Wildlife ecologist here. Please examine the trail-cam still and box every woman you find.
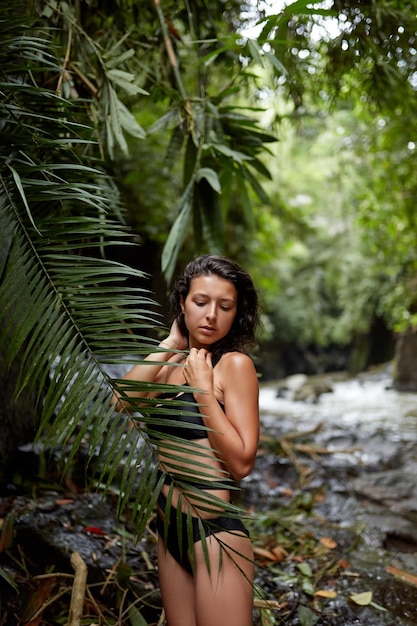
[112,255,260,626]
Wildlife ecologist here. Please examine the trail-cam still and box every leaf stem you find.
[153,0,189,102]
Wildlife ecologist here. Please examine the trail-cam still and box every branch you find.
[68,551,88,626]
[153,0,188,101]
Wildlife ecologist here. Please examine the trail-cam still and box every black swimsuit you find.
[151,387,250,574]
[150,387,220,440]
[156,490,249,575]
[150,387,230,490]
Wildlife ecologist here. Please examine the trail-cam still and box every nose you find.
[206,303,217,321]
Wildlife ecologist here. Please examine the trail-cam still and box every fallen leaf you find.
[84,526,106,535]
[271,545,288,561]
[21,577,57,621]
[253,547,277,561]
[350,591,372,606]
[319,537,337,549]
[315,589,337,598]
[386,565,417,588]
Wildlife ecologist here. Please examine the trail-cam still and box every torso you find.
[156,354,232,517]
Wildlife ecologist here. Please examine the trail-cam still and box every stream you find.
[250,364,417,625]
[1,364,416,625]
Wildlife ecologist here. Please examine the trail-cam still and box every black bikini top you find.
[149,387,224,441]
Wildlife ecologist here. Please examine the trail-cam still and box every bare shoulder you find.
[216,351,258,387]
[219,350,255,369]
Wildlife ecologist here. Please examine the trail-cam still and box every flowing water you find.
[251,365,417,625]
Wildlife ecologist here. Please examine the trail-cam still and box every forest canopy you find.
[2,0,417,371]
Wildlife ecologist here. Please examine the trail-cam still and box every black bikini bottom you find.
[156,491,249,575]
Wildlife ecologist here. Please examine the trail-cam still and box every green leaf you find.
[0,567,17,590]
[104,47,135,67]
[196,167,221,193]
[247,38,264,66]
[147,109,180,134]
[207,142,253,163]
[263,49,287,75]
[297,605,319,626]
[7,165,41,235]
[107,68,149,96]
[242,164,270,204]
[297,562,313,577]
[128,604,149,626]
[161,181,194,282]
[117,99,147,139]
[301,576,315,596]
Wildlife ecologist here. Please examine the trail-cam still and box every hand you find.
[183,348,213,392]
[163,319,188,352]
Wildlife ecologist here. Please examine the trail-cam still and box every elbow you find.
[229,457,256,482]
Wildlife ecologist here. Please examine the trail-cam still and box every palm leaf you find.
[0,3,250,557]
[0,8,163,512]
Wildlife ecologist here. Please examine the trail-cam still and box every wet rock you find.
[352,468,417,514]
[13,492,157,581]
[293,380,334,403]
[276,373,333,403]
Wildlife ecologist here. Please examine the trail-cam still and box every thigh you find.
[157,536,197,626]
[193,531,254,626]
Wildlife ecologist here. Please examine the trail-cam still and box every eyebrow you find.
[192,292,236,304]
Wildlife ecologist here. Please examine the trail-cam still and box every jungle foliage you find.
[1,0,417,621]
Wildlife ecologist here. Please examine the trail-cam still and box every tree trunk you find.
[393,330,417,392]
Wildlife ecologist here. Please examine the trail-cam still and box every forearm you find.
[124,340,178,382]
[111,340,183,410]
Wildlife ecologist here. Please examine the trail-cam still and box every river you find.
[249,365,417,625]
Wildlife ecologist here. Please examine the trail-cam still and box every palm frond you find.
[1,3,250,551]
[1,7,161,516]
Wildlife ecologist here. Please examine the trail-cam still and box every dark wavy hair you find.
[169,255,260,365]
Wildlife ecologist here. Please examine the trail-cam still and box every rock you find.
[285,374,308,391]
[276,374,333,403]
[293,381,333,403]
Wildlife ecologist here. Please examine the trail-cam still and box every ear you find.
[180,295,185,313]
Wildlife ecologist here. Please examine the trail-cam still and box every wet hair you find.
[170,255,260,365]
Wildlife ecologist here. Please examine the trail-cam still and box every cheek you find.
[183,305,197,325]
[222,312,236,331]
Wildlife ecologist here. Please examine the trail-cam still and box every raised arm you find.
[184,349,259,480]
[111,320,188,411]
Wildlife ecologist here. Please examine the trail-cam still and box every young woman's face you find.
[181,274,238,349]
